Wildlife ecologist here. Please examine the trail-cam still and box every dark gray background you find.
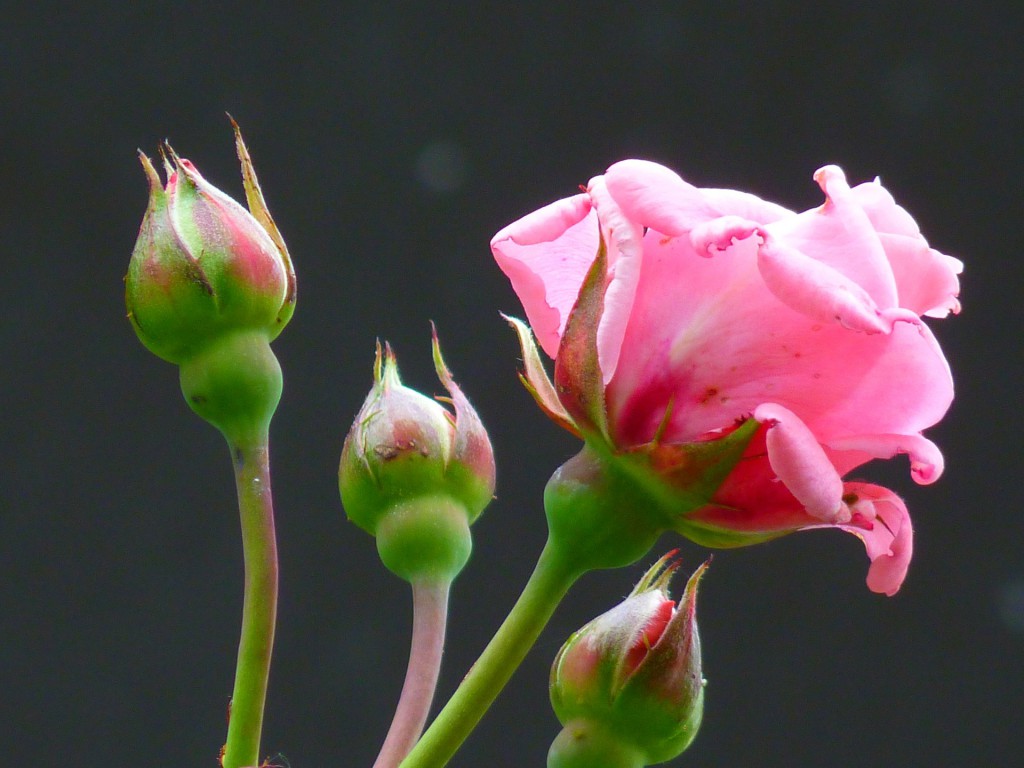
[2,3,1021,766]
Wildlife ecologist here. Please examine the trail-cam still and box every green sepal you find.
[543,418,759,576]
[231,118,297,332]
[504,314,580,437]
[554,234,610,441]
[610,416,761,523]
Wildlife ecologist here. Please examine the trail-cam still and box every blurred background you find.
[2,2,1021,766]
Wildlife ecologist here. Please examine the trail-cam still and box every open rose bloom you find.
[493,161,961,595]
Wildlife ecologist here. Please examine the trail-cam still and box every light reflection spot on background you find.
[997,576,1024,634]
[415,139,468,194]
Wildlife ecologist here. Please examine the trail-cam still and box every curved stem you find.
[223,437,278,768]
[399,541,580,768]
[374,580,452,768]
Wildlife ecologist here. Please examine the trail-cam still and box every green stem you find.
[223,437,278,768]
[398,541,580,768]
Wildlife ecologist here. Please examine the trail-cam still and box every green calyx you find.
[178,330,282,446]
[544,418,759,575]
[543,450,664,575]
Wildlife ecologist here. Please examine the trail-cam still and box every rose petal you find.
[827,432,945,485]
[879,232,963,317]
[849,178,921,237]
[701,187,794,223]
[829,483,914,596]
[756,230,918,334]
[588,176,644,383]
[607,233,952,448]
[754,403,846,523]
[491,194,597,357]
[604,159,719,236]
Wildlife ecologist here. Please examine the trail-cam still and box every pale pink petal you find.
[879,232,963,317]
[829,483,914,596]
[849,178,921,237]
[754,403,846,522]
[827,432,945,485]
[491,193,593,247]
[700,187,794,222]
[604,159,719,236]
[491,194,597,357]
[766,166,899,310]
[588,176,645,383]
[688,215,761,257]
[755,230,919,334]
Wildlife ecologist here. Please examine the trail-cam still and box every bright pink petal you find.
[765,166,900,311]
[491,194,597,357]
[606,231,953,448]
[700,187,794,222]
[754,403,845,522]
[806,321,953,439]
[688,215,761,257]
[828,483,914,596]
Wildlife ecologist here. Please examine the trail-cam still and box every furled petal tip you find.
[832,484,914,596]
[828,433,945,486]
[754,404,846,523]
[756,232,921,334]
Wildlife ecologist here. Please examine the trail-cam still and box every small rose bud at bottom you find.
[549,555,707,766]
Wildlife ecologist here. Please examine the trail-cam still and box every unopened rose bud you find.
[125,127,297,445]
[339,333,495,583]
[548,554,707,767]
[125,131,295,366]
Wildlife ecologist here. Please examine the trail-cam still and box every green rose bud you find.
[339,333,495,583]
[125,127,295,366]
[548,554,708,767]
[125,125,297,445]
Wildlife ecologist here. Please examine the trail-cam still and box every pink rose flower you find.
[492,161,961,595]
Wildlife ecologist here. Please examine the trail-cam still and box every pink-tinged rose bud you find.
[494,161,960,594]
[126,126,296,366]
[339,332,495,582]
[548,554,707,767]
